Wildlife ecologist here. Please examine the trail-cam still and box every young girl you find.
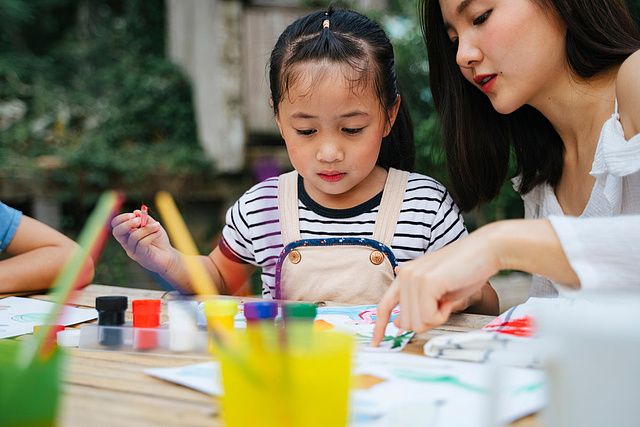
[112,8,498,311]
[0,201,86,292]
[373,0,640,341]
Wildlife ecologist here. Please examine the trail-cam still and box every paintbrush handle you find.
[33,191,123,361]
[154,191,218,296]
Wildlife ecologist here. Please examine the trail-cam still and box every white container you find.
[537,292,640,427]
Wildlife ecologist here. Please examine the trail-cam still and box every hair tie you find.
[322,18,330,29]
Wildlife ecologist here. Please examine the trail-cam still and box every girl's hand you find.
[111,211,178,275]
[371,228,500,346]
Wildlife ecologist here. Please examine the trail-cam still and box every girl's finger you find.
[111,212,134,229]
[112,215,136,243]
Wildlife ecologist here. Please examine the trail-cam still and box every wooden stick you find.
[29,191,124,362]
[154,191,217,296]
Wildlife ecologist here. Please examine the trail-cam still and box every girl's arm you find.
[0,215,86,293]
[207,247,255,295]
[112,212,254,295]
[162,248,255,295]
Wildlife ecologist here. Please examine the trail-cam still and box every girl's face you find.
[275,61,398,208]
[440,0,566,113]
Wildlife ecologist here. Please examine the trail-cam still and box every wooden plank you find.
[59,383,218,427]
[65,351,212,402]
[31,284,168,308]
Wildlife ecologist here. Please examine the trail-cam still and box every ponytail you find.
[378,90,415,171]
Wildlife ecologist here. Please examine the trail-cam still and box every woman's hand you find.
[111,211,179,276]
[371,225,501,345]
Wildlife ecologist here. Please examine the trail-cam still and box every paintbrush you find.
[24,191,124,364]
[154,191,261,382]
[154,191,217,296]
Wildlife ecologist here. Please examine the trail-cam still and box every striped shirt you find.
[219,172,467,298]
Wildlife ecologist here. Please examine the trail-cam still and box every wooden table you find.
[24,284,538,427]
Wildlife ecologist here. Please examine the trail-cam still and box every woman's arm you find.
[616,49,640,137]
[487,219,580,286]
[547,215,640,290]
[372,218,579,343]
[0,215,86,293]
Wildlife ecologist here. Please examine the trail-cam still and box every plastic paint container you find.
[167,299,199,352]
[96,296,128,347]
[132,299,161,350]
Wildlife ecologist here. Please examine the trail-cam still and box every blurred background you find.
[1,0,639,303]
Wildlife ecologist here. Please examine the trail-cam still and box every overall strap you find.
[278,171,301,245]
[373,168,410,246]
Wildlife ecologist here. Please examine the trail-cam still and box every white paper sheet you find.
[144,352,545,427]
[0,296,98,339]
[315,305,413,351]
[145,362,222,395]
[352,352,546,427]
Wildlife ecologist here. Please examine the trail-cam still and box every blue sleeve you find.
[0,201,23,252]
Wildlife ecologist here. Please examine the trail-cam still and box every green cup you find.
[0,339,65,427]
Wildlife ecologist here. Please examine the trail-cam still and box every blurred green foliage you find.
[0,0,215,288]
[0,0,214,208]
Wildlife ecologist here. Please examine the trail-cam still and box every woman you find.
[372,0,640,342]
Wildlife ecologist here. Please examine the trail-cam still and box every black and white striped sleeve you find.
[426,190,467,252]
[219,194,257,265]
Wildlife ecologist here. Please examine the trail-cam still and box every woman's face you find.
[439,0,567,113]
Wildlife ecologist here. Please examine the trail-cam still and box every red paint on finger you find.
[134,204,149,228]
[140,204,148,227]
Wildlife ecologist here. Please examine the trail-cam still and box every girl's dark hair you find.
[269,7,415,171]
[421,0,640,211]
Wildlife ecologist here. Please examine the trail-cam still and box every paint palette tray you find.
[78,324,211,354]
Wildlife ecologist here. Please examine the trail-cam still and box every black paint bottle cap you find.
[96,296,128,326]
[96,296,128,312]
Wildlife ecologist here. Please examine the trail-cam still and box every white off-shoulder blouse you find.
[519,100,640,296]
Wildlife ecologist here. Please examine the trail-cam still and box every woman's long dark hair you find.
[421,0,640,211]
[269,7,415,171]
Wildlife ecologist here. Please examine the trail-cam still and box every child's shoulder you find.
[231,176,282,221]
[241,176,281,198]
[403,171,449,196]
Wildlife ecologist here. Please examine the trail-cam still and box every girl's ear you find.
[383,95,402,137]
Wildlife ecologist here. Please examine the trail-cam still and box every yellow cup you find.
[218,329,354,427]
